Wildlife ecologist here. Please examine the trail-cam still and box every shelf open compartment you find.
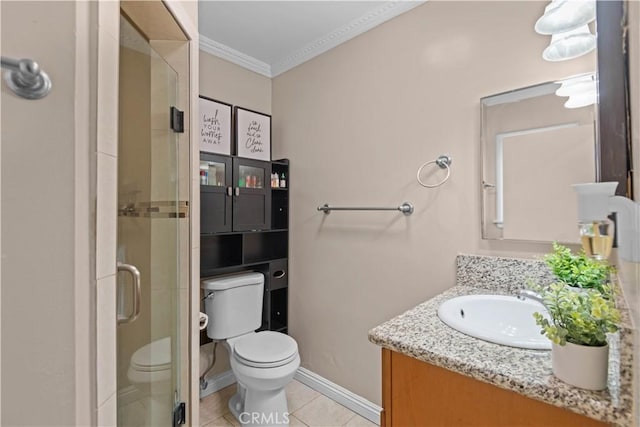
[201,234,243,270]
[243,231,288,264]
[270,288,288,331]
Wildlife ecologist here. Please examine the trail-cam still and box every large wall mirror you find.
[481,1,632,242]
[481,78,597,242]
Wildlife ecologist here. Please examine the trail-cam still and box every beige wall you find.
[1,1,89,425]
[200,51,272,114]
[272,1,601,405]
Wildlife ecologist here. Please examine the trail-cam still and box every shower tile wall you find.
[96,1,121,424]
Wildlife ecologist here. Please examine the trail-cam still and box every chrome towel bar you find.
[1,56,52,99]
[317,202,414,215]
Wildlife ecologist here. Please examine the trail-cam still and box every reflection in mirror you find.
[481,78,597,243]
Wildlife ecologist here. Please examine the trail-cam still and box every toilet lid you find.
[233,331,298,367]
[131,337,172,372]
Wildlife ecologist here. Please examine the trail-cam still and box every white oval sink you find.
[437,295,551,350]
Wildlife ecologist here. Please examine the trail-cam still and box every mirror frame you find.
[597,0,632,198]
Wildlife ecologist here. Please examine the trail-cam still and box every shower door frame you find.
[93,1,200,425]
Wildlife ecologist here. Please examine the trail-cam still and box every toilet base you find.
[228,382,290,427]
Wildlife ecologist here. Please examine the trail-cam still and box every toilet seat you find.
[130,336,172,372]
[232,331,298,368]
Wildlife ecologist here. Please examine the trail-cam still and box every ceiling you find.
[198,1,424,78]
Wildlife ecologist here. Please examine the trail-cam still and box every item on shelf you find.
[209,166,217,186]
[272,173,279,188]
[239,177,246,187]
[200,170,208,185]
[280,172,286,188]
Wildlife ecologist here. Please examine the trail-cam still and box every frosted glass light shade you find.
[543,25,596,61]
[555,73,597,108]
[564,88,597,108]
[555,73,596,97]
[535,0,596,35]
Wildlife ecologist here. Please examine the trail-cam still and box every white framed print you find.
[234,106,271,161]
[199,96,232,155]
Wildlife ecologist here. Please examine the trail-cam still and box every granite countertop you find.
[368,255,634,426]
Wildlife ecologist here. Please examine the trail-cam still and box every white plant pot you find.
[551,341,609,390]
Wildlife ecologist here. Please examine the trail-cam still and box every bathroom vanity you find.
[381,349,605,426]
[369,255,634,427]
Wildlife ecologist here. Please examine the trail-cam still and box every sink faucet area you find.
[437,294,552,350]
[369,254,633,425]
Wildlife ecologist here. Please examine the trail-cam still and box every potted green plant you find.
[533,283,620,390]
[543,242,614,292]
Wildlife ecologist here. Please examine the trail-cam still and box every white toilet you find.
[128,336,172,385]
[127,336,173,426]
[201,272,300,427]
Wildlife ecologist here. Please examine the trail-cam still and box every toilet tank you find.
[201,272,264,340]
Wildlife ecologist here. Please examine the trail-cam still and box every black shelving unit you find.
[200,154,289,338]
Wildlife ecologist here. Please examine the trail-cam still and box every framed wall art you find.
[234,106,271,161]
[199,96,232,155]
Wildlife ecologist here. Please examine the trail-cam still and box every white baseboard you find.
[294,368,381,425]
[200,370,236,399]
[199,367,382,425]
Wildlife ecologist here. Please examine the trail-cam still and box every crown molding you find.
[199,1,425,78]
[200,35,272,78]
[270,1,426,77]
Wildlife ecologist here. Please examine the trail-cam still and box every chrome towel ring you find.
[416,155,452,188]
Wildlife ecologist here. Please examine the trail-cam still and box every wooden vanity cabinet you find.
[381,349,607,427]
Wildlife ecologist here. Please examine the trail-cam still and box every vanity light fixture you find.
[555,73,597,108]
[555,73,596,96]
[564,88,597,109]
[535,0,596,35]
[542,24,596,61]
[535,0,597,62]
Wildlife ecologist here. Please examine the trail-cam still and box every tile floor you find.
[200,380,377,427]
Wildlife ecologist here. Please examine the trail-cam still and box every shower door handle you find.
[117,262,141,325]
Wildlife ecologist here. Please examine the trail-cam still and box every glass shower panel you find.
[117,16,180,427]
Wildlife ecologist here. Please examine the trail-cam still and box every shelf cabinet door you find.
[233,157,271,231]
[201,154,233,233]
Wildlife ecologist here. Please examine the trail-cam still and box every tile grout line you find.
[290,393,323,420]
[292,393,362,427]
[199,390,233,427]
[290,414,310,426]
[201,381,366,427]
[340,412,358,427]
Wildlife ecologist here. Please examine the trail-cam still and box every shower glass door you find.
[117,16,181,427]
